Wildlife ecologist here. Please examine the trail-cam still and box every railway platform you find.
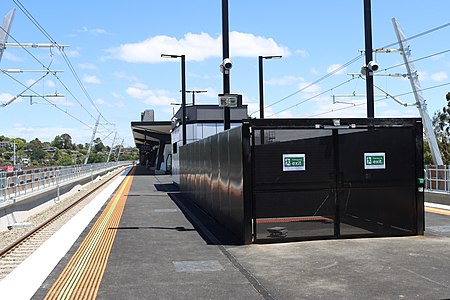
[1,165,450,299]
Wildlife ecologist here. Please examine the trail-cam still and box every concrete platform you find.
[3,166,450,299]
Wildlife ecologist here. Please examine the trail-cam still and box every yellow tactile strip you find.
[425,206,450,216]
[44,168,134,300]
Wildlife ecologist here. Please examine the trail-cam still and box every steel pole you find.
[181,55,187,145]
[364,0,375,118]
[222,0,231,130]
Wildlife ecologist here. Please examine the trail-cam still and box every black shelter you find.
[179,118,425,244]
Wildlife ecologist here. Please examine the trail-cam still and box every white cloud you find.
[112,71,138,82]
[83,74,101,84]
[77,26,108,35]
[45,79,56,88]
[431,71,448,82]
[298,82,321,94]
[310,68,320,75]
[126,83,174,106]
[78,63,97,70]
[417,71,429,81]
[95,98,124,108]
[265,76,304,86]
[294,49,309,58]
[5,124,92,145]
[2,51,23,62]
[65,49,80,58]
[105,31,290,63]
[327,63,346,75]
[0,92,18,105]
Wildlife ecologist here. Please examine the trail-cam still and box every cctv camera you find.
[367,60,379,72]
[222,58,233,70]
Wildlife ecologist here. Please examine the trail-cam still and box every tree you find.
[61,133,73,149]
[57,154,74,166]
[431,91,450,164]
[51,135,64,149]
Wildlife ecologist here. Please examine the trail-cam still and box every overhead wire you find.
[9,0,116,147]
[378,21,450,50]
[256,21,450,118]
[1,28,100,121]
[252,54,364,116]
[309,81,450,118]
[268,76,359,117]
[2,70,94,127]
[379,49,450,72]
[12,0,109,125]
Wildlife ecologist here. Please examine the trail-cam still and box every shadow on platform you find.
[154,182,242,246]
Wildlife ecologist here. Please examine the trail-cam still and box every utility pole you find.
[363,0,375,118]
[392,18,443,165]
[84,115,100,164]
[107,132,117,162]
[222,0,231,130]
[115,139,124,162]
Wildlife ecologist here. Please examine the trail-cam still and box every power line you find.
[379,49,450,72]
[379,21,450,50]
[256,54,364,114]
[268,77,359,117]
[1,69,94,128]
[13,0,108,124]
[309,81,450,118]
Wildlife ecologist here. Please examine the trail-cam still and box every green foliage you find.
[430,91,450,164]
[57,154,74,166]
[0,133,138,168]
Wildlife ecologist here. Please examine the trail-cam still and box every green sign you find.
[364,152,385,169]
[283,154,306,171]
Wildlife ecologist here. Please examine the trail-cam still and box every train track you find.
[0,167,125,280]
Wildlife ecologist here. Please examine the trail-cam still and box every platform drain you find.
[154,208,178,212]
[173,260,224,272]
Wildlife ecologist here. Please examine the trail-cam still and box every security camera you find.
[367,60,379,72]
[222,58,233,70]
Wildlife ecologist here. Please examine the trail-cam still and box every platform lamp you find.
[161,54,186,145]
[183,90,207,106]
[259,55,282,144]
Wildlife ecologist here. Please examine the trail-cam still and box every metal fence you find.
[424,165,450,193]
[0,162,130,203]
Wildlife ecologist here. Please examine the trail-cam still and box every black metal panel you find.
[181,117,423,244]
[179,126,251,244]
[253,129,334,189]
[250,118,423,242]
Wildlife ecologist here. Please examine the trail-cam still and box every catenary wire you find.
[268,77,359,117]
[308,81,450,118]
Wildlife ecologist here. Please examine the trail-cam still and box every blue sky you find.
[1,0,449,147]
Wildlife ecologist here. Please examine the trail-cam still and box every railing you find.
[0,162,130,203]
[424,165,450,193]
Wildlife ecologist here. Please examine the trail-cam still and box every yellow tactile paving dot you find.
[44,168,135,300]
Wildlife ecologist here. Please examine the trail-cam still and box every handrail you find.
[424,165,450,193]
[0,161,130,203]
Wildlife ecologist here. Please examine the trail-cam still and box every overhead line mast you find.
[392,18,443,165]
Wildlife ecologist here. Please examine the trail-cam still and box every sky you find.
[0,0,449,147]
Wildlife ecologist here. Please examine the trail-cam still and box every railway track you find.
[0,167,126,280]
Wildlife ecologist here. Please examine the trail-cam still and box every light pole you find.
[363,0,375,118]
[259,55,282,120]
[161,54,186,145]
[184,90,207,106]
[259,55,281,144]
[222,0,231,130]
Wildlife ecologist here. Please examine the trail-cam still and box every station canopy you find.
[130,121,172,150]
